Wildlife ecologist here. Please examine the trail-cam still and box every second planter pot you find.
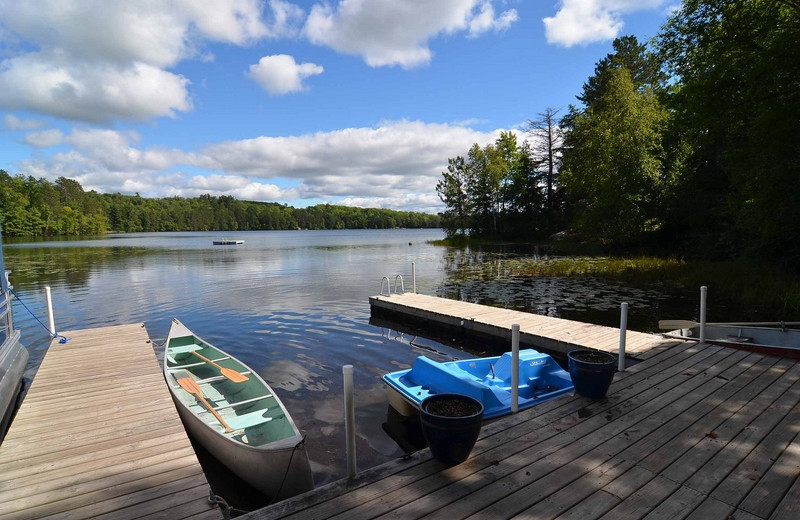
[419,393,484,464]
[567,350,616,399]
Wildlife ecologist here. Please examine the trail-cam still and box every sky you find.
[0,0,677,214]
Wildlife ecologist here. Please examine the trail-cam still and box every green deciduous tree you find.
[656,0,800,262]
[436,156,471,237]
[560,65,669,246]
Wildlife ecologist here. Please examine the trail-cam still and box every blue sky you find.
[0,1,676,213]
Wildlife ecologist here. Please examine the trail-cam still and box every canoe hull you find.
[667,324,800,359]
[170,396,313,499]
[164,318,313,500]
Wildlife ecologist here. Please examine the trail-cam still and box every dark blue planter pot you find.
[568,350,616,399]
[419,393,484,464]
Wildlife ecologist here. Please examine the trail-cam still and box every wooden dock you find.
[239,295,800,519]
[0,323,221,520]
[370,293,670,360]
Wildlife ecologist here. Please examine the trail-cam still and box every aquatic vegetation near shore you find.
[438,250,800,328]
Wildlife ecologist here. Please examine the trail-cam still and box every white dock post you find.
[343,365,357,478]
[45,286,56,338]
[619,302,628,371]
[511,324,520,413]
[411,261,416,293]
[699,286,707,344]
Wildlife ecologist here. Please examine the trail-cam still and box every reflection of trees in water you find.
[5,247,155,289]
[5,246,251,290]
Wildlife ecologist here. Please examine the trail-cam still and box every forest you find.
[436,0,800,267]
[0,171,439,236]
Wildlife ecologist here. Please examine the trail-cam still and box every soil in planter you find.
[571,351,612,363]
[424,399,481,417]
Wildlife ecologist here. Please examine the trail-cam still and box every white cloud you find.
[0,55,192,123]
[3,114,44,130]
[247,55,324,95]
[15,121,511,213]
[0,0,292,123]
[468,2,518,38]
[543,0,667,47]
[24,128,64,148]
[304,0,519,68]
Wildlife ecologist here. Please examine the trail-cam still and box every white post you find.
[511,324,520,413]
[343,365,356,478]
[411,261,416,293]
[619,303,628,371]
[45,286,56,337]
[699,286,707,344]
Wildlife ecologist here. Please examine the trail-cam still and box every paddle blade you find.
[176,377,234,433]
[220,367,249,383]
[658,320,699,330]
[177,377,203,395]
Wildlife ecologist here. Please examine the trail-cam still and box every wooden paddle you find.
[177,377,235,433]
[658,320,800,330]
[191,351,249,383]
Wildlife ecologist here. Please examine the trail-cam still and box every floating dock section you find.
[370,292,668,360]
[0,323,221,519]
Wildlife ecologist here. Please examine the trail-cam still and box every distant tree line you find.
[437,0,800,267]
[0,171,440,236]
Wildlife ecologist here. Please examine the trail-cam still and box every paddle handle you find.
[192,351,248,382]
[192,351,223,369]
[193,391,234,433]
[177,377,235,432]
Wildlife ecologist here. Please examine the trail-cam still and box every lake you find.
[3,228,717,507]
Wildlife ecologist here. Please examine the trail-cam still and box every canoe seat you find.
[226,410,274,431]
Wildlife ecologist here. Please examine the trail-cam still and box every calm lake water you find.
[3,229,714,508]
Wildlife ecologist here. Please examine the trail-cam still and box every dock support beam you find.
[511,324,519,413]
[45,286,56,338]
[343,365,356,478]
[619,302,627,371]
[699,286,707,344]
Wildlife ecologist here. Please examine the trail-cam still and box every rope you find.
[9,288,70,343]
[268,433,308,505]
[207,491,250,518]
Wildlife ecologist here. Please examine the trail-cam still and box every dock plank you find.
[0,323,221,520]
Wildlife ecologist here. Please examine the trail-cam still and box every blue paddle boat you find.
[383,349,574,420]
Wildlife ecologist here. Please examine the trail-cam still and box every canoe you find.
[163,318,313,500]
[212,240,244,245]
[663,322,800,359]
[382,349,574,420]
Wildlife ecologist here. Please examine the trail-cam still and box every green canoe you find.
[163,318,313,501]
